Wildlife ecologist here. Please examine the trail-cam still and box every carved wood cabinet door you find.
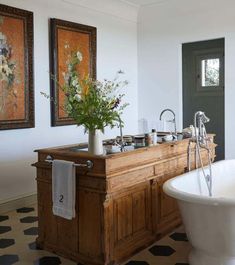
[152,173,181,236]
[112,182,153,260]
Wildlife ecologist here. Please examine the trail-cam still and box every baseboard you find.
[0,193,37,214]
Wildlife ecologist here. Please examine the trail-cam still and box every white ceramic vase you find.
[88,129,104,155]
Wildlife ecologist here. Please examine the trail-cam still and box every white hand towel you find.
[52,160,76,220]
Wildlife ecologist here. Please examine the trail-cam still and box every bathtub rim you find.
[163,160,235,206]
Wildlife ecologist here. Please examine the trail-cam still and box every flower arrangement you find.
[43,50,129,133]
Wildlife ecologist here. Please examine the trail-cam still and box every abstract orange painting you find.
[0,4,34,130]
[50,18,96,126]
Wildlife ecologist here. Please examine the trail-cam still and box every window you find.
[201,58,220,87]
[195,50,224,93]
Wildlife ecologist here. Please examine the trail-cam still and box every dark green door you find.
[182,38,225,160]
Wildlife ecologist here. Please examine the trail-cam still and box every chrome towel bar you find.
[45,155,93,169]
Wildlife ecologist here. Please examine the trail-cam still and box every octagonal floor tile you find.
[0,226,11,234]
[0,254,19,265]
[0,239,15,248]
[16,207,35,213]
[125,261,149,265]
[34,256,61,265]
[20,216,38,223]
[149,245,176,256]
[170,232,188,242]
[0,215,9,222]
[24,227,38,236]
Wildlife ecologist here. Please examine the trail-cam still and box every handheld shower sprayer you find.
[196,111,210,124]
[188,111,213,196]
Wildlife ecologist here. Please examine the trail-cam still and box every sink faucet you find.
[159,109,177,136]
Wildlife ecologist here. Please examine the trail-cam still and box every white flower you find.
[77,51,83,62]
[76,84,82,92]
[72,78,78,87]
[74,94,81,101]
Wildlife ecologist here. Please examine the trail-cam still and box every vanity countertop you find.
[34,134,216,176]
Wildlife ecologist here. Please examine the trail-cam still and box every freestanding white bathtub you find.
[163,160,235,265]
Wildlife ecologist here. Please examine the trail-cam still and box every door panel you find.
[183,38,224,160]
[113,184,152,245]
[151,173,181,237]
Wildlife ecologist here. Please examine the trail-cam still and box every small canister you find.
[145,133,153,146]
[134,135,145,148]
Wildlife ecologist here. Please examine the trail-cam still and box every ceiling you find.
[120,0,165,7]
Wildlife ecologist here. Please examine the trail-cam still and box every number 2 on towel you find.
[59,195,64,203]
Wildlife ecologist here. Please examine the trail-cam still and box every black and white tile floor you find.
[0,205,191,265]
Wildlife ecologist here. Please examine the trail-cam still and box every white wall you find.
[138,0,235,159]
[0,0,138,202]
[4,0,235,204]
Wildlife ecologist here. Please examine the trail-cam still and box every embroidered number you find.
[59,195,64,203]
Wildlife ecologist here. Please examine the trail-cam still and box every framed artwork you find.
[50,18,97,126]
[0,4,34,130]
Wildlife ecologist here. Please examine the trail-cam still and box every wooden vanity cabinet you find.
[34,137,216,265]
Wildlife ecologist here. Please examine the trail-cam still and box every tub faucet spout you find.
[194,111,210,147]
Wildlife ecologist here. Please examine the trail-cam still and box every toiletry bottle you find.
[145,133,152,146]
[151,129,157,145]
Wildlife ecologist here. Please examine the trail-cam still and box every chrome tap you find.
[187,111,213,197]
[159,109,177,136]
[194,111,210,147]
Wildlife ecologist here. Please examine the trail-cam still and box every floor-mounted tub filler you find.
[163,111,235,265]
[164,111,234,265]
[163,159,235,265]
